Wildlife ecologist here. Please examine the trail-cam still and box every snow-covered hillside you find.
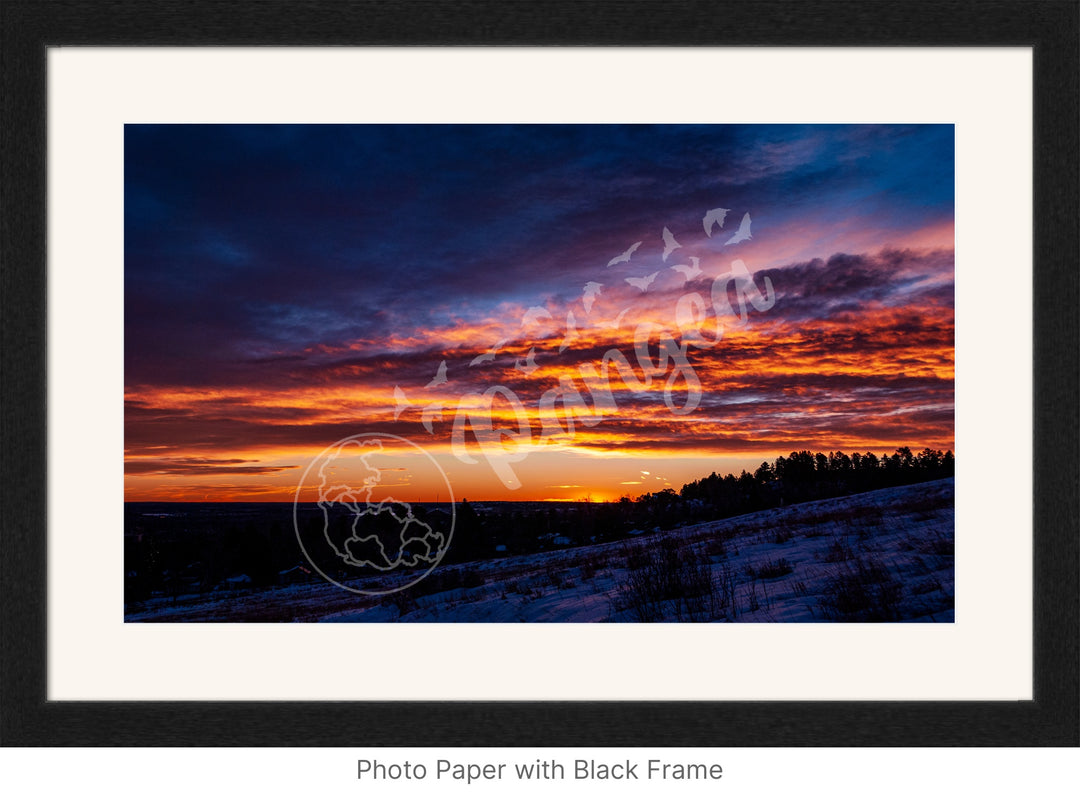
[126,478,954,623]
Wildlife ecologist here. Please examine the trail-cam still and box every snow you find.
[126,478,954,624]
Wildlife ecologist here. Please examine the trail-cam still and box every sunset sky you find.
[125,124,954,502]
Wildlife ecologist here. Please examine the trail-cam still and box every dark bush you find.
[751,557,794,579]
[819,557,904,622]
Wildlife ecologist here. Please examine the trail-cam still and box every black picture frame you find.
[1,0,1077,747]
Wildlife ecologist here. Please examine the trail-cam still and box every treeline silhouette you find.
[447,446,954,561]
[665,445,953,523]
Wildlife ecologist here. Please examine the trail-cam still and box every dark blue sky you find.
[125,124,952,387]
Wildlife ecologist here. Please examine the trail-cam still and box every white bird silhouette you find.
[521,306,553,328]
[424,360,448,388]
[703,207,731,237]
[421,403,444,434]
[393,386,412,420]
[582,282,603,314]
[607,241,642,267]
[600,308,630,330]
[559,311,578,353]
[724,212,752,245]
[669,256,702,282]
[515,347,540,375]
[469,339,508,366]
[625,271,659,292]
[661,227,682,262]
[603,306,633,329]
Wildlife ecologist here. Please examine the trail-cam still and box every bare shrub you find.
[745,577,760,612]
[823,538,855,563]
[850,505,885,527]
[704,536,727,560]
[622,543,652,571]
[794,509,835,528]
[819,557,904,622]
[616,538,730,622]
[772,525,795,544]
[579,560,598,582]
[917,534,954,557]
[578,550,609,582]
[749,557,794,579]
[912,576,943,595]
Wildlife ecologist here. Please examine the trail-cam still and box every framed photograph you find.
[121,120,960,627]
[2,1,1076,746]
